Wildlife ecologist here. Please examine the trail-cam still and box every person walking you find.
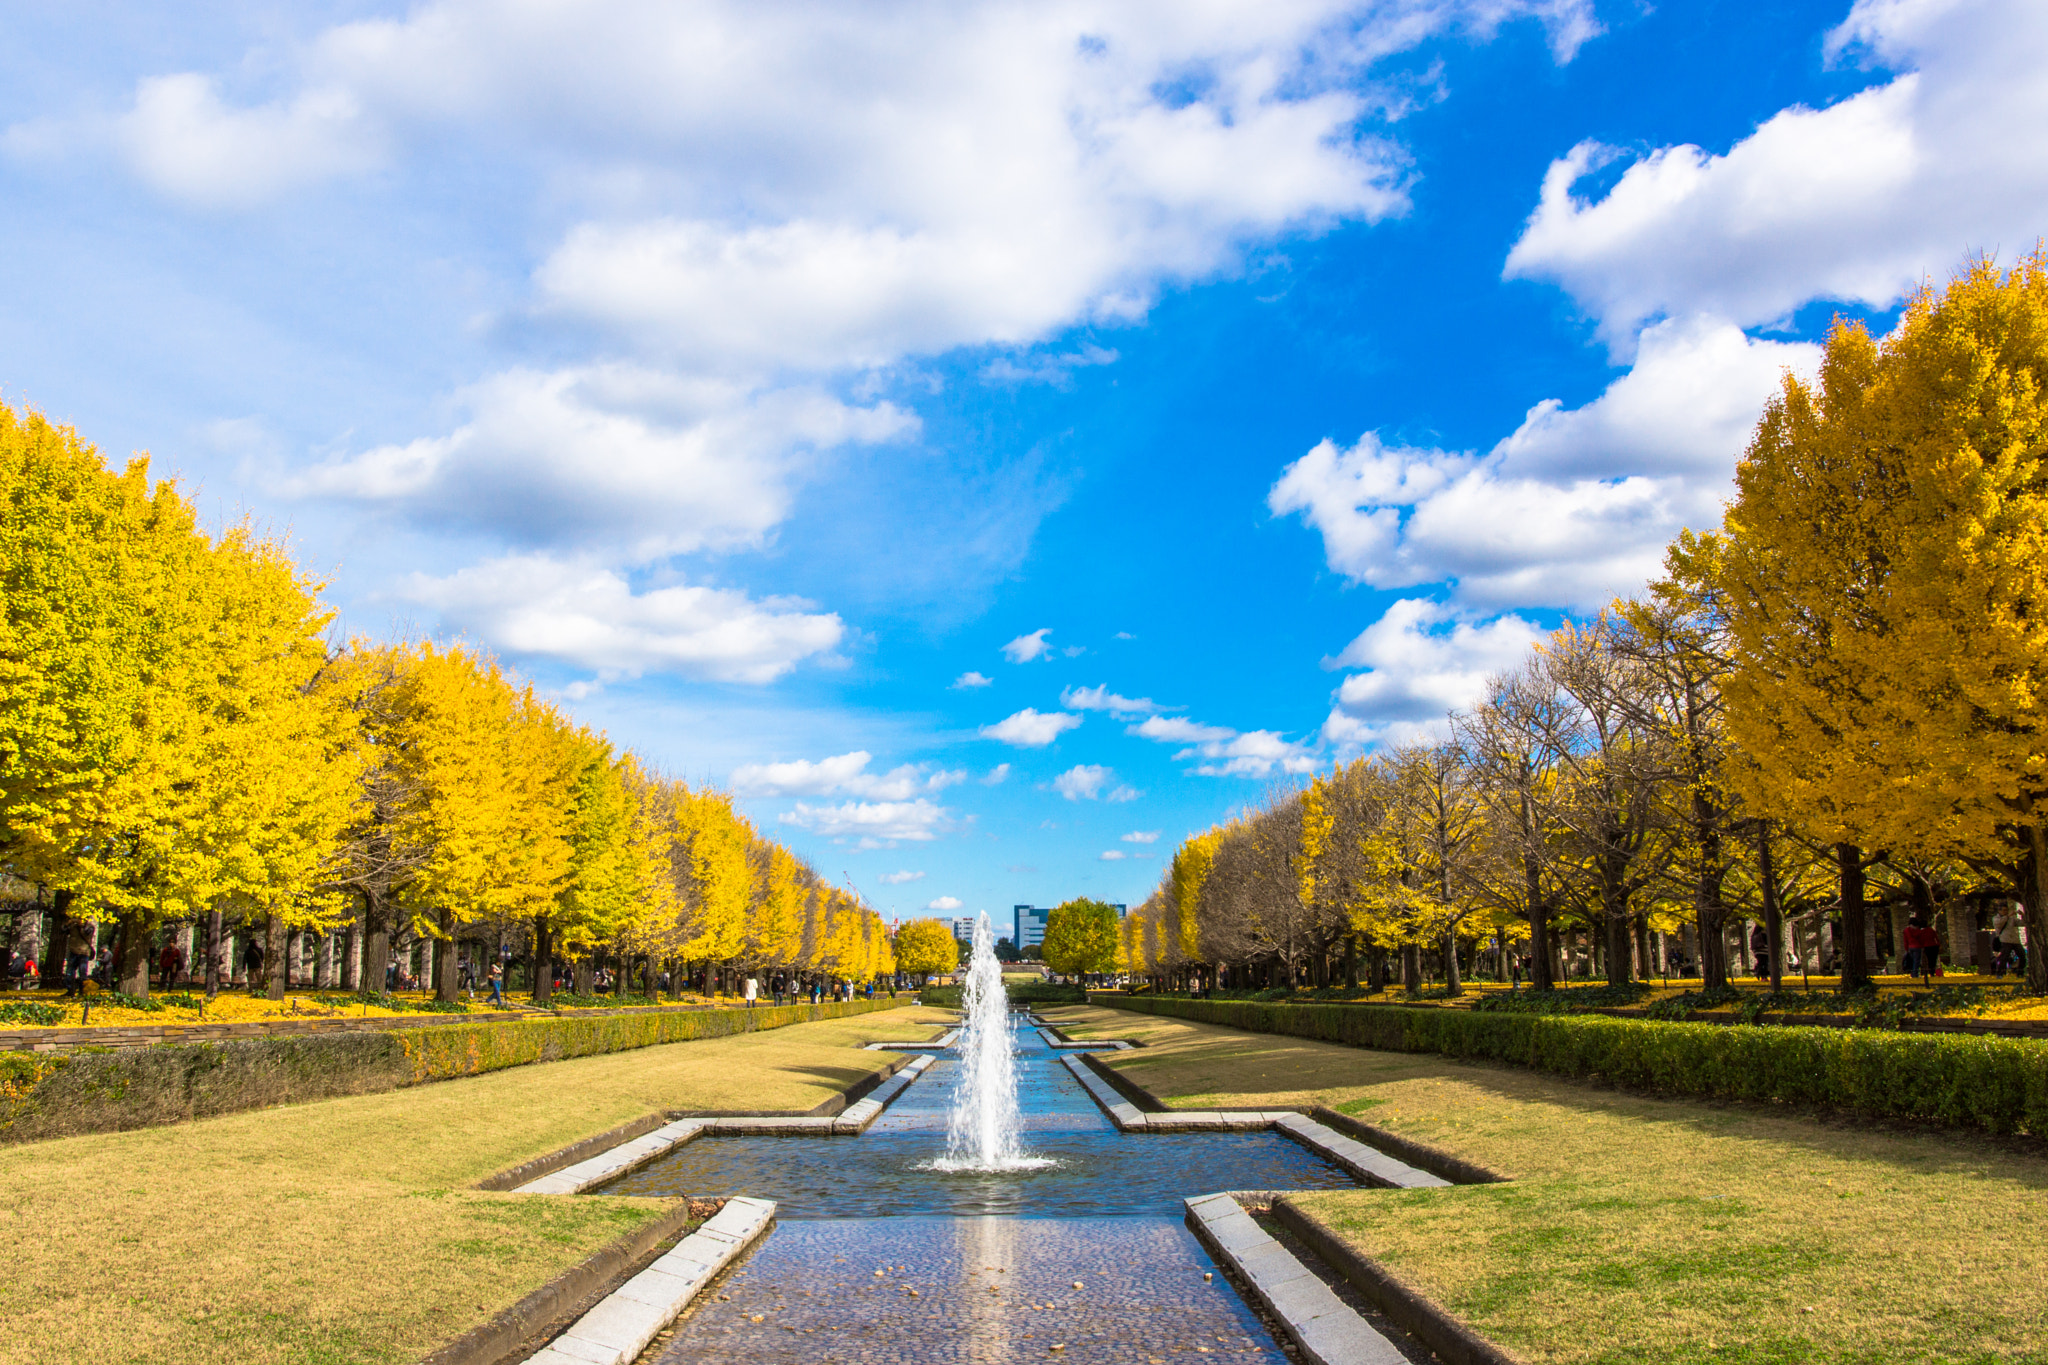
[1902,916,1940,981]
[1993,904,2027,977]
[743,975,758,1008]
[158,938,186,993]
[243,936,265,989]
[486,959,505,1008]
[61,924,93,999]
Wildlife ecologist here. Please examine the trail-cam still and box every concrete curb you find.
[519,1196,777,1365]
[512,1054,941,1195]
[1308,1106,1508,1185]
[477,1113,673,1192]
[1270,1197,1526,1365]
[415,1199,700,1365]
[1058,1053,1449,1191]
[1185,1192,1408,1365]
[862,1028,961,1050]
[1030,1017,1137,1049]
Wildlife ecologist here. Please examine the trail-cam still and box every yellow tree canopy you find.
[893,918,958,978]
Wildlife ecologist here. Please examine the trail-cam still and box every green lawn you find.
[1043,1003,2048,1365]
[0,1007,951,1365]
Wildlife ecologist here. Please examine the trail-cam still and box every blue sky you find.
[4,0,2041,927]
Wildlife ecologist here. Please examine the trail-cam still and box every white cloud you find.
[982,345,1120,387]
[113,74,379,210]
[1061,684,1165,716]
[953,671,994,689]
[1321,597,1546,749]
[1099,849,1129,861]
[35,0,1607,630]
[731,750,966,799]
[927,895,964,911]
[1489,317,1819,482]
[1504,0,2048,347]
[1121,830,1161,844]
[1176,730,1319,778]
[398,554,842,683]
[981,708,1083,747]
[1053,765,1115,801]
[284,365,912,561]
[877,870,927,885]
[1268,318,1819,612]
[1002,628,1054,663]
[981,764,1012,785]
[780,798,949,844]
[1106,784,1142,803]
[1129,715,1235,744]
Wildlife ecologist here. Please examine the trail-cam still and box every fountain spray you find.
[934,913,1049,1171]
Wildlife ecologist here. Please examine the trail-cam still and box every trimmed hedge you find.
[1094,994,2048,1136]
[0,997,899,1144]
[396,998,897,1082]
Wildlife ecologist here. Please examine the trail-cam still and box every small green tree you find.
[1042,899,1119,977]
[893,918,959,983]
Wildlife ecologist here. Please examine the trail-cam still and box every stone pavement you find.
[648,1215,1286,1364]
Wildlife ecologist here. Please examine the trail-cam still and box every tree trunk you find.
[2024,828,2048,993]
[1758,825,1783,992]
[575,958,593,995]
[532,916,554,1005]
[1604,885,1633,988]
[117,911,151,996]
[265,913,287,999]
[43,889,73,982]
[363,891,391,997]
[1838,842,1872,991]
[204,906,223,997]
[11,897,44,976]
[1342,938,1358,989]
[436,909,460,1003]
[1697,865,1728,990]
[1441,931,1462,996]
[1525,852,1554,990]
[1400,943,1421,992]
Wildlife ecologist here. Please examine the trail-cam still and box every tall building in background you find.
[948,918,978,946]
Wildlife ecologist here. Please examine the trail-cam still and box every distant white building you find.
[948,917,979,945]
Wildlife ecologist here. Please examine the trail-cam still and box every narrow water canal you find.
[606,1018,1361,1364]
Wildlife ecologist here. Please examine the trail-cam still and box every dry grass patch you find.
[1054,1004,2048,1365]
[0,1006,945,1365]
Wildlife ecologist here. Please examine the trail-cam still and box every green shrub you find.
[396,997,897,1081]
[1007,982,1084,1004]
[1471,982,1652,1015]
[918,985,962,1008]
[0,1000,63,1027]
[87,990,165,1013]
[1094,994,2048,1136]
[1,996,900,1143]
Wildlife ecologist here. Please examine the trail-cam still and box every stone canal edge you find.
[415,1014,1524,1365]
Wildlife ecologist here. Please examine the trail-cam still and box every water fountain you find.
[932,913,1052,1172]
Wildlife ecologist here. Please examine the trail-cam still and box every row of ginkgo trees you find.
[0,402,893,1002]
[1130,249,2048,996]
